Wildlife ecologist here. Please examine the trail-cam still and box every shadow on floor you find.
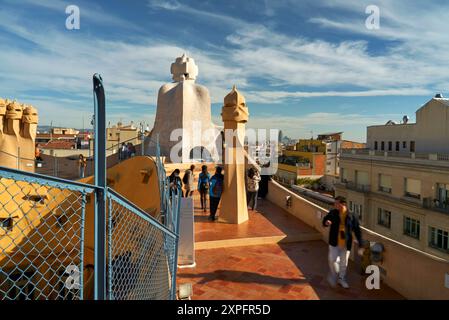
[180,269,308,286]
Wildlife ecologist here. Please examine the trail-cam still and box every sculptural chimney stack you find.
[219,85,249,224]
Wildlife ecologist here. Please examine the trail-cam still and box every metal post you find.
[93,74,107,300]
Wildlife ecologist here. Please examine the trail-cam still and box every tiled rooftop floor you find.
[194,198,319,243]
[177,194,404,300]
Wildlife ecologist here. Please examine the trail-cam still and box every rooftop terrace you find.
[177,192,404,300]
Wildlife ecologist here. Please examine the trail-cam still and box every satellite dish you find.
[403,115,409,124]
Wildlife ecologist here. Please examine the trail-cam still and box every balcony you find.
[423,198,449,215]
[337,181,371,193]
[341,149,449,168]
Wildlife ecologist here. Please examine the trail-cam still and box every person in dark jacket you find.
[322,196,363,289]
[258,162,272,199]
[168,169,182,196]
[209,167,224,221]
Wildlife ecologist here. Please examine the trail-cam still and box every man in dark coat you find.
[322,196,363,289]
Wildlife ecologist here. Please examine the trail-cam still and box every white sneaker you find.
[327,273,337,288]
[337,278,350,289]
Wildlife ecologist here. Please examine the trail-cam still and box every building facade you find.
[336,95,449,260]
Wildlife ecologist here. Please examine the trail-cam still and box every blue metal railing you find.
[0,166,97,300]
[106,188,180,300]
[0,74,181,300]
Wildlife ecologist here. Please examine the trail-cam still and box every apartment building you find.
[336,94,449,260]
[318,132,365,190]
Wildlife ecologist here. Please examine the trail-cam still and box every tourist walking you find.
[322,196,363,289]
[209,167,224,221]
[182,165,196,197]
[198,165,210,212]
[169,169,182,196]
[246,167,261,210]
[78,154,87,179]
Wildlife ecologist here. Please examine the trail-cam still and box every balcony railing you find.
[341,148,449,164]
[342,181,371,193]
[423,198,449,215]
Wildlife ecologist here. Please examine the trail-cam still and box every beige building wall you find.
[266,180,449,300]
[107,125,140,152]
[336,155,449,260]
[367,97,449,153]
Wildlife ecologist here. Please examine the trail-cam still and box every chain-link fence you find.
[0,162,181,300]
[107,189,179,300]
[0,167,95,300]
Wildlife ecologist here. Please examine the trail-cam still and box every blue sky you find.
[1,0,448,141]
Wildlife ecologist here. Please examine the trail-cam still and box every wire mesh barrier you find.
[0,168,95,300]
[107,189,179,300]
[0,163,181,300]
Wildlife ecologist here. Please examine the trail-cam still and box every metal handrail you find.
[0,165,98,192]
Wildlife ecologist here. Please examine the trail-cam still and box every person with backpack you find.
[209,166,224,221]
[182,165,195,197]
[169,169,182,196]
[197,165,210,212]
[247,167,261,210]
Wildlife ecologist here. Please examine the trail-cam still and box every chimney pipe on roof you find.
[435,93,443,98]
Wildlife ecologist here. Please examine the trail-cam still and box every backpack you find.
[182,170,190,185]
[211,175,223,195]
[199,173,209,191]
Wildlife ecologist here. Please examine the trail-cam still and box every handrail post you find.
[93,74,107,300]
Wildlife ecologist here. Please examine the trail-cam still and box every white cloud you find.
[1,0,448,136]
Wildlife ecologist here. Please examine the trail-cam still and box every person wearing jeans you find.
[197,165,210,211]
[322,196,363,289]
[246,167,261,210]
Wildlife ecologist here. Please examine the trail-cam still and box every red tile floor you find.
[177,195,404,300]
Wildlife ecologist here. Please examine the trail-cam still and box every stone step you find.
[195,232,322,250]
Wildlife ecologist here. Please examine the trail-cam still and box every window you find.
[405,178,421,199]
[403,216,420,239]
[354,203,363,222]
[379,174,392,193]
[374,141,378,150]
[349,201,362,221]
[402,141,407,149]
[356,170,369,186]
[436,183,449,209]
[340,168,348,183]
[377,208,391,228]
[388,141,392,151]
[395,141,400,151]
[410,141,415,152]
[429,227,449,253]
[381,141,385,151]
